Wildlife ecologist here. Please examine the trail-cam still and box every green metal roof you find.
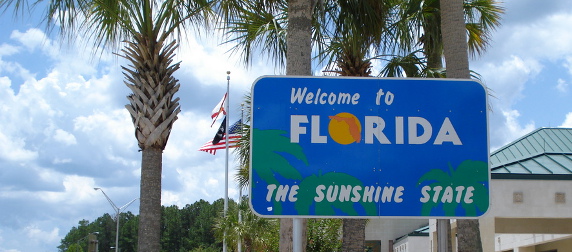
[395,226,430,242]
[490,128,572,174]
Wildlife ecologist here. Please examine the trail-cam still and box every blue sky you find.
[1,0,572,251]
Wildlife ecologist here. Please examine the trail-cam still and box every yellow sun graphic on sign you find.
[328,112,362,145]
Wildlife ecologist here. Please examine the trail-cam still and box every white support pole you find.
[223,71,230,252]
[293,218,303,252]
[437,219,449,252]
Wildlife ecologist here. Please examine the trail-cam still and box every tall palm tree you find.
[219,0,316,250]
[318,3,393,248]
[322,23,373,252]
[119,1,213,249]
[389,2,502,248]
[0,0,212,250]
[283,1,315,250]
[440,0,483,251]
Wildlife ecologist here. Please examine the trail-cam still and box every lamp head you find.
[94,187,100,191]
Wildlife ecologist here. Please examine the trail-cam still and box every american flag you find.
[199,118,242,155]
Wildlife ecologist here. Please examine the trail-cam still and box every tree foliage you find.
[60,198,343,252]
[59,213,138,252]
[59,199,224,252]
[306,218,342,252]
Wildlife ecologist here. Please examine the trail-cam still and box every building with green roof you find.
[483,127,572,251]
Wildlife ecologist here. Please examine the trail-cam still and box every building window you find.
[365,240,381,252]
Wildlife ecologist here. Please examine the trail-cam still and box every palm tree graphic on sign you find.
[417,160,488,216]
[252,129,307,214]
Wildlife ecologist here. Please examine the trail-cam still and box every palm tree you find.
[0,0,212,250]
[316,2,396,249]
[320,25,374,252]
[391,0,503,70]
[214,197,280,252]
[390,2,502,248]
[440,0,485,251]
[284,1,315,250]
[221,0,316,249]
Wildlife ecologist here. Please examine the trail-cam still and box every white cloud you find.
[207,178,219,186]
[0,60,35,82]
[0,25,143,251]
[565,56,572,75]
[490,109,536,150]
[10,28,50,52]
[72,109,139,168]
[0,132,38,162]
[477,56,541,108]
[43,175,97,204]
[469,6,572,148]
[492,13,572,61]
[0,43,20,57]
[560,112,572,127]
[555,78,569,93]
[175,34,278,91]
[25,226,60,245]
[73,110,133,145]
[162,190,181,206]
[53,129,77,145]
[503,110,535,137]
[472,55,544,148]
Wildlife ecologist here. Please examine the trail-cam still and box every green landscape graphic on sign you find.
[252,128,489,217]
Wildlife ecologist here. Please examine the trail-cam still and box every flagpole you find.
[238,102,244,252]
[223,71,230,252]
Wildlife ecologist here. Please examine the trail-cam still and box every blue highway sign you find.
[250,76,489,218]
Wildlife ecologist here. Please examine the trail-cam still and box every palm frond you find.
[464,0,504,57]
[222,1,287,68]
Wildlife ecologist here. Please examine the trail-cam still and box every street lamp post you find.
[94,188,138,252]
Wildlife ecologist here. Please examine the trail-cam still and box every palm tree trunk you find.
[280,218,294,251]
[457,219,482,252]
[286,0,314,76]
[282,0,315,251]
[342,219,367,252]
[441,0,469,79]
[426,44,444,70]
[440,0,483,251]
[423,21,444,70]
[138,147,163,251]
